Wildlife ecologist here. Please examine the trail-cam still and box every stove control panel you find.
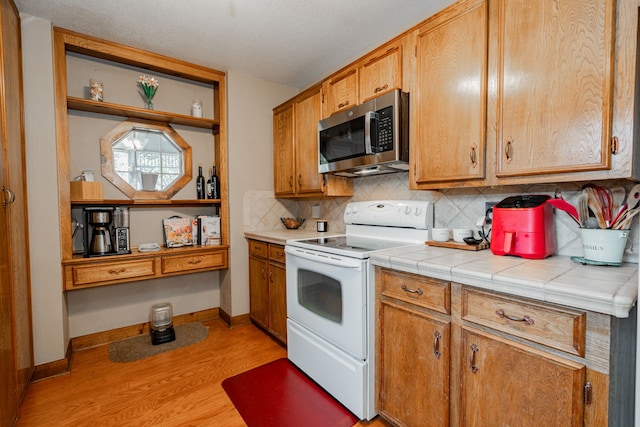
[344,200,433,230]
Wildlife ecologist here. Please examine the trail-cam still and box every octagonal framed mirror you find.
[100,119,192,200]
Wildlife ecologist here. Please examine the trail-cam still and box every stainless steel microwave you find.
[318,90,409,177]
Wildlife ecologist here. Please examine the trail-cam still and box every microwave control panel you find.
[376,105,393,153]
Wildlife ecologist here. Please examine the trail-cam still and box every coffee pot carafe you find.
[83,207,115,257]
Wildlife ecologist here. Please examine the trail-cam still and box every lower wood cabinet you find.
[248,239,287,344]
[375,267,635,427]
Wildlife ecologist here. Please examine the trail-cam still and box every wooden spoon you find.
[577,192,589,228]
[625,184,640,210]
[586,189,607,229]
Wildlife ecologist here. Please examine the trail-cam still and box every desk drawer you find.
[461,288,586,356]
[161,251,227,274]
[71,259,157,287]
[379,269,450,315]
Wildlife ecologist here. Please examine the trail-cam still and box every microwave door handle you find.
[364,111,378,154]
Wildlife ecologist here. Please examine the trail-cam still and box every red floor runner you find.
[222,358,358,427]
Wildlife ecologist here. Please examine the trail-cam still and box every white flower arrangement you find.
[138,75,159,108]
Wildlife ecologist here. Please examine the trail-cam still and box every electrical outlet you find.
[485,202,498,224]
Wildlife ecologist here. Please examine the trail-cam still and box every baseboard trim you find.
[31,340,73,382]
[218,308,251,328]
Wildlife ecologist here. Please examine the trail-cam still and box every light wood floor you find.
[17,319,390,426]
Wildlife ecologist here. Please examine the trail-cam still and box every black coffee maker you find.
[83,207,115,257]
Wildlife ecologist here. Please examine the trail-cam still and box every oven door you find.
[285,245,368,359]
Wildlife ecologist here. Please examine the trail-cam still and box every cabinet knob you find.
[2,187,15,208]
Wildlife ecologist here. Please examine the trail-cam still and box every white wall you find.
[226,71,297,316]
[21,14,68,366]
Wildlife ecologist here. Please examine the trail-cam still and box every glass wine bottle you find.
[196,164,205,199]
[210,165,220,200]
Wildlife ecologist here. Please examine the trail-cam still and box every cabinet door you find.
[249,256,269,329]
[378,300,450,427]
[273,104,295,196]
[322,69,359,117]
[1,0,32,421]
[269,261,287,343]
[495,0,615,177]
[461,327,585,427]
[294,89,324,194]
[413,0,487,186]
[359,45,402,103]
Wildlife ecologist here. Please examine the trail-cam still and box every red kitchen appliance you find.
[490,195,556,259]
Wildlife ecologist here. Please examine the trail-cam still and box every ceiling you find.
[15,0,455,89]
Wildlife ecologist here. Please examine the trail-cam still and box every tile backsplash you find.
[244,173,639,262]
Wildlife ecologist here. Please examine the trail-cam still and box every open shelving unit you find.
[53,27,229,290]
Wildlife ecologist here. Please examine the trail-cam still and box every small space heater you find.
[150,302,176,345]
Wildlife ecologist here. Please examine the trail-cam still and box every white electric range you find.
[285,200,433,420]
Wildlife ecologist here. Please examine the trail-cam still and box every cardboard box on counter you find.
[70,181,103,201]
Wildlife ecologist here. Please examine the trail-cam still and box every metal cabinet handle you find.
[611,136,619,155]
[261,267,266,280]
[504,137,513,163]
[401,284,423,296]
[297,174,302,186]
[338,101,350,109]
[108,268,126,275]
[495,309,534,325]
[288,176,294,188]
[470,343,479,373]
[187,259,202,265]
[433,331,442,359]
[374,84,389,94]
[2,187,15,208]
[269,270,274,282]
[469,144,478,168]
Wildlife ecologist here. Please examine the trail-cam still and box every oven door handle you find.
[285,247,363,269]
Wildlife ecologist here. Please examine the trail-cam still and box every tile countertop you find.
[244,229,341,246]
[371,244,638,319]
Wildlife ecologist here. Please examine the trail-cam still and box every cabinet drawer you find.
[248,240,268,258]
[71,259,157,287]
[379,269,450,315]
[161,251,227,274]
[461,288,586,357]
[269,244,286,263]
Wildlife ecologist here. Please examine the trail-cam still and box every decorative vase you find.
[146,98,154,110]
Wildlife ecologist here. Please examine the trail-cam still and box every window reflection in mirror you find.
[101,120,192,200]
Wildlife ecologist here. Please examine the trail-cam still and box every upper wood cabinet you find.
[411,0,636,189]
[322,68,359,117]
[413,0,488,186]
[273,104,295,196]
[273,86,352,198]
[494,0,615,178]
[322,40,403,117]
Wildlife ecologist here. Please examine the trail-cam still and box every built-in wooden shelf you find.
[70,198,220,207]
[67,96,220,132]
